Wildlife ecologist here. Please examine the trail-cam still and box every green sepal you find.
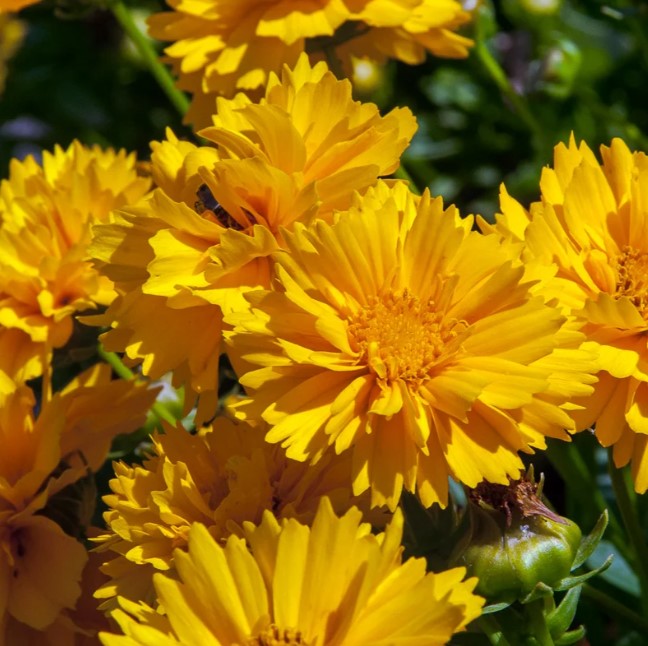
[547,585,581,637]
[481,601,513,615]
[554,625,586,645]
[572,510,608,569]
[555,554,613,590]
[520,581,554,604]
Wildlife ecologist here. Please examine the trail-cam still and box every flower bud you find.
[451,477,582,603]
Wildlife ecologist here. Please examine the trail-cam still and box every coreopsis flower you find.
[2,542,111,645]
[335,0,473,70]
[0,364,157,640]
[89,55,416,423]
[94,416,381,609]
[99,498,484,646]
[481,137,648,493]
[0,0,37,12]
[0,14,24,94]
[147,0,472,126]
[224,181,596,511]
[0,142,152,384]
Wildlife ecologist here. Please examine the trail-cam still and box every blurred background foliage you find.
[3,0,648,219]
[3,1,648,644]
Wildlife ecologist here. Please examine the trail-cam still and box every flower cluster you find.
[147,0,474,125]
[89,54,416,425]
[1,1,644,643]
[0,142,151,383]
[93,416,384,610]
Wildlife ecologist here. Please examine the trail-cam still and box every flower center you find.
[615,245,648,317]
[347,289,468,383]
[250,625,309,646]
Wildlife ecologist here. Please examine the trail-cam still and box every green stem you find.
[546,440,626,559]
[582,583,648,635]
[108,0,189,117]
[474,616,514,646]
[525,599,555,646]
[393,163,419,193]
[473,8,542,142]
[98,345,177,427]
[322,45,345,80]
[607,451,648,615]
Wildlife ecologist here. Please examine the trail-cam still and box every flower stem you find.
[607,452,648,615]
[322,45,345,80]
[97,344,177,427]
[393,163,419,193]
[108,0,189,118]
[473,7,542,143]
[525,599,555,646]
[474,615,514,646]
[41,346,52,403]
[582,583,648,635]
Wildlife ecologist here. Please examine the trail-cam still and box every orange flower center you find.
[347,289,468,382]
[250,625,308,645]
[615,245,648,317]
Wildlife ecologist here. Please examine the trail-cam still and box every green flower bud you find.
[451,477,582,604]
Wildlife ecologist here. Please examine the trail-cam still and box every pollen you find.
[347,289,469,383]
[250,625,309,646]
[615,245,648,318]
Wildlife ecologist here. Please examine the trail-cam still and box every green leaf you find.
[588,540,641,597]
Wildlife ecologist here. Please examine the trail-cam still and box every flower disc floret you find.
[348,289,469,384]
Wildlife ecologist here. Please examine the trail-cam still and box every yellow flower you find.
[485,137,648,493]
[337,0,473,66]
[3,540,110,645]
[224,181,596,511]
[0,513,88,635]
[89,55,416,424]
[0,14,24,94]
[0,364,158,639]
[0,142,151,384]
[0,0,38,13]
[99,498,483,646]
[147,0,472,126]
[94,416,382,609]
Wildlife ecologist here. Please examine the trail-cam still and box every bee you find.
[194,183,245,231]
[135,160,153,178]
